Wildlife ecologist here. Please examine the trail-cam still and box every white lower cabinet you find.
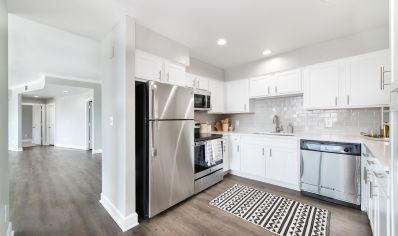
[229,135,241,172]
[226,134,299,190]
[265,143,299,187]
[241,137,266,177]
[222,135,230,172]
[363,153,390,236]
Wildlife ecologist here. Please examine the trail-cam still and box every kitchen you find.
[3,0,397,236]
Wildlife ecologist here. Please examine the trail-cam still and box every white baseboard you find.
[92,149,103,154]
[8,147,23,152]
[7,222,14,236]
[22,139,32,142]
[54,144,88,150]
[99,193,139,232]
[229,171,300,191]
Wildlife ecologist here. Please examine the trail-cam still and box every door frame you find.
[85,99,93,150]
[45,103,56,145]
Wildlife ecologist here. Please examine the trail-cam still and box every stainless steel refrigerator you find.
[136,81,194,219]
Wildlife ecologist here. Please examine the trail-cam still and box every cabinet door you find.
[135,50,163,81]
[209,79,224,113]
[229,135,241,171]
[241,138,266,177]
[249,76,272,98]
[378,187,389,236]
[274,69,302,95]
[345,50,390,107]
[303,61,340,109]
[266,145,299,186]
[164,62,186,86]
[197,76,209,91]
[186,73,196,88]
[222,136,229,172]
[225,79,250,113]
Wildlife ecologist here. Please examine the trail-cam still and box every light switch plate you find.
[325,118,333,128]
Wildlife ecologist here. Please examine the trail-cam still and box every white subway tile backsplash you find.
[229,96,383,136]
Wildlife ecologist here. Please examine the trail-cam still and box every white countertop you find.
[211,130,391,170]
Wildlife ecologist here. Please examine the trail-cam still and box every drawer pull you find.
[373,171,385,179]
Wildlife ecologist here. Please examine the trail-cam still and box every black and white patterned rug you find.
[210,184,330,236]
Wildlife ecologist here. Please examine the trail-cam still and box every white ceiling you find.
[7,0,389,68]
[23,84,92,99]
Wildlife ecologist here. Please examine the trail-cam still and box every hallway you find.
[9,146,121,236]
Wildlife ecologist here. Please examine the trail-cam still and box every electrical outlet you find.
[325,118,333,128]
[235,120,240,126]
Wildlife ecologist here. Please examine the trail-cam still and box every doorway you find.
[46,104,55,145]
[22,104,45,147]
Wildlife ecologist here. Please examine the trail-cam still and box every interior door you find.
[46,105,55,145]
[32,105,42,145]
[149,120,194,218]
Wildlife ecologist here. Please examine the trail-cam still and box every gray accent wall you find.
[22,105,33,140]
[229,96,382,136]
[0,0,9,234]
[225,26,389,80]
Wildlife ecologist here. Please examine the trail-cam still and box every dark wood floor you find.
[10,146,372,236]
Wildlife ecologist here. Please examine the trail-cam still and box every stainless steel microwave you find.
[194,90,211,111]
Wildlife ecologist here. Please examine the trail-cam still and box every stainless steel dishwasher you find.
[300,140,361,208]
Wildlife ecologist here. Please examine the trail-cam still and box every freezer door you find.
[319,153,361,205]
[149,120,194,218]
[148,81,194,120]
[300,150,321,194]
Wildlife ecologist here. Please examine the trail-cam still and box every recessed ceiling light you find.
[262,49,272,56]
[217,38,227,46]
[34,96,39,98]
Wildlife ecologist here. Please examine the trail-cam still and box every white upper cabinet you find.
[185,73,196,88]
[196,76,209,91]
[273,69,302,95]
[225,79,251,113]
[249,76,272,98]
[303,61,341,109]
[135,50,163,81]
[135,50,186,86]
[164,62,186,86]
[344,50,390,107]
[208,79,225,113]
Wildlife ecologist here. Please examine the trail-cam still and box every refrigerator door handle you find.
[151,122,157,157]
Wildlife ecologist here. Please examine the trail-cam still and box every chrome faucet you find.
[272,115,283,133]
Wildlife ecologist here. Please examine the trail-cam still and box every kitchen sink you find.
[252,131,294,136]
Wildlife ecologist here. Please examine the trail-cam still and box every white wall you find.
[8,14,101,87]
[54,90,93,149]
[0,0,11,235]
[225,26,389,80]
[22,105,32,140]
[8,92,21,151]
[187,57,224,80]
[100,16,137,231]
[136,24,190,66]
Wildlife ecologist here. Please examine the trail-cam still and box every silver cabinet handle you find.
[275,86,277,94]
[369,181,373,199]
[267,87,270,95]
[335,96,338,106]
[243,104,247,111]
[158,70,162,80]
[269,148,272,157]
[167,72,170,81]
[347,95,350,105]
[262,148,265,156]
[237,145,240,152]
[380,66,391,90]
